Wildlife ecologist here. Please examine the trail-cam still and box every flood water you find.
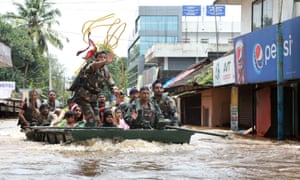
[0,118,299,179]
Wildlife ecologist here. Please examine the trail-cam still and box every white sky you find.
[0,0,240,77]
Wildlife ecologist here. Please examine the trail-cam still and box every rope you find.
[74,13,126,76]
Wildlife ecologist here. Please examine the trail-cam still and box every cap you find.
[129,88,139,95]
[98,93,106,97]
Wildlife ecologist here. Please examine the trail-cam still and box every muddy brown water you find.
[0,118,299,179]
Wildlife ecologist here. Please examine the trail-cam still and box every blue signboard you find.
[206,5,225,16]
[182,5,201,16]
[233,16,300,84]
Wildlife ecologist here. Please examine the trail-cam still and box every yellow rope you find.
[74,13,126,75]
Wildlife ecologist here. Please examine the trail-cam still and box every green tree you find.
[2,0,69,99]
[107,57,128,92]
[3,0,68,54]
[0,21,48,89]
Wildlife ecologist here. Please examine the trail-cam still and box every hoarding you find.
[213,54,235,86]
[182,5,201,16]
[206,5,225,16]
[234,16,300,84]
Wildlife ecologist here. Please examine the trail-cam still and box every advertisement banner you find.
[0,81,15,99]
[213,54,235,86]
[234,16,300,84]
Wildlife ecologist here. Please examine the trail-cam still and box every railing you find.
[0,98,22,118]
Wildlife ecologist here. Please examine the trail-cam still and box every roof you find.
[165,59,213,94]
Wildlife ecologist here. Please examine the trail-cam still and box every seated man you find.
[37,103,57,126]
[125,86,165,129]
[44,90,62,117]
[151,80,179,126]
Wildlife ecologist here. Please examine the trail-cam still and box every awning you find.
[165,59,213,94]
[166,59,213,89]
[0,42,13,67]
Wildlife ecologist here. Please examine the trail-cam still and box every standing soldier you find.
[69,51,116,127]
[151,80,179,126]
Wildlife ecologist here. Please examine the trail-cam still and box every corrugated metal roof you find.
[166,59,213,90]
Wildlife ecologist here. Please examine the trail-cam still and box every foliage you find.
[191,64,213,86]
[2,0,68,54]
[1,0,69,102]
[107,56,129,92]
[0,21,48,89]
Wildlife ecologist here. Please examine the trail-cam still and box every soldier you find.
[125,86,165,129]
[69,51,116,127]
[151,80,179,126]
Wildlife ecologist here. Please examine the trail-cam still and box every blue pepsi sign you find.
[234,16,300,84]
[206,5,225,16]
[182,5,201,16]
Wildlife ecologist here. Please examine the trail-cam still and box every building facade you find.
[127,5,240,88]
[213,0,300,139]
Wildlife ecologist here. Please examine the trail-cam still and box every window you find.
[294,0,300,17]
[252,0,273,31]
[139,16,178,32]
[201,38,209,43]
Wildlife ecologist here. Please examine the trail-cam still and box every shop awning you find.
[165,59,213,94]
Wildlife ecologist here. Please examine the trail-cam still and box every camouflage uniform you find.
[151,95,178,126]
[125,99,164,129]
[69,60,115,127]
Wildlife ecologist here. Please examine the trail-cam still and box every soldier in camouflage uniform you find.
[125,86,165,129]
[151,80,179,126]
[69,51,116,127]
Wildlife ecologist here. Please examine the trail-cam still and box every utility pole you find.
[49,55,53,90]
[277,0,284,140]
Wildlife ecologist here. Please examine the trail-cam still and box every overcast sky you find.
[0,0,240,77]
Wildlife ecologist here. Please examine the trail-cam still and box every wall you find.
[201,90,212,127]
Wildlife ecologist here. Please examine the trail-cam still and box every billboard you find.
[0,81,15,99]
[206,5,225,16]
[213,54,235,86]
[182,5,201,16]
[234,16,300,84]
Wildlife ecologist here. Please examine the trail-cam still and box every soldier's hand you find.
[107,52,115,63]
[131,111,138,120]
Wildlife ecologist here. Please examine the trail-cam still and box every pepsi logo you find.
[253,43,264,72]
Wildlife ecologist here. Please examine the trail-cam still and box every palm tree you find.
[4,0,68,54]
[3,0,69,90]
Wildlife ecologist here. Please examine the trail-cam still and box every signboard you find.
[0,81,15,99]
[230,106,238,130]
[230,87,238,130]
[182,5,201,16]
[206,5,225,16]
[213,54,235,86]
[234,16,300,84]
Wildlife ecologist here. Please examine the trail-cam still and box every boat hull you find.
[24,126,195,144]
